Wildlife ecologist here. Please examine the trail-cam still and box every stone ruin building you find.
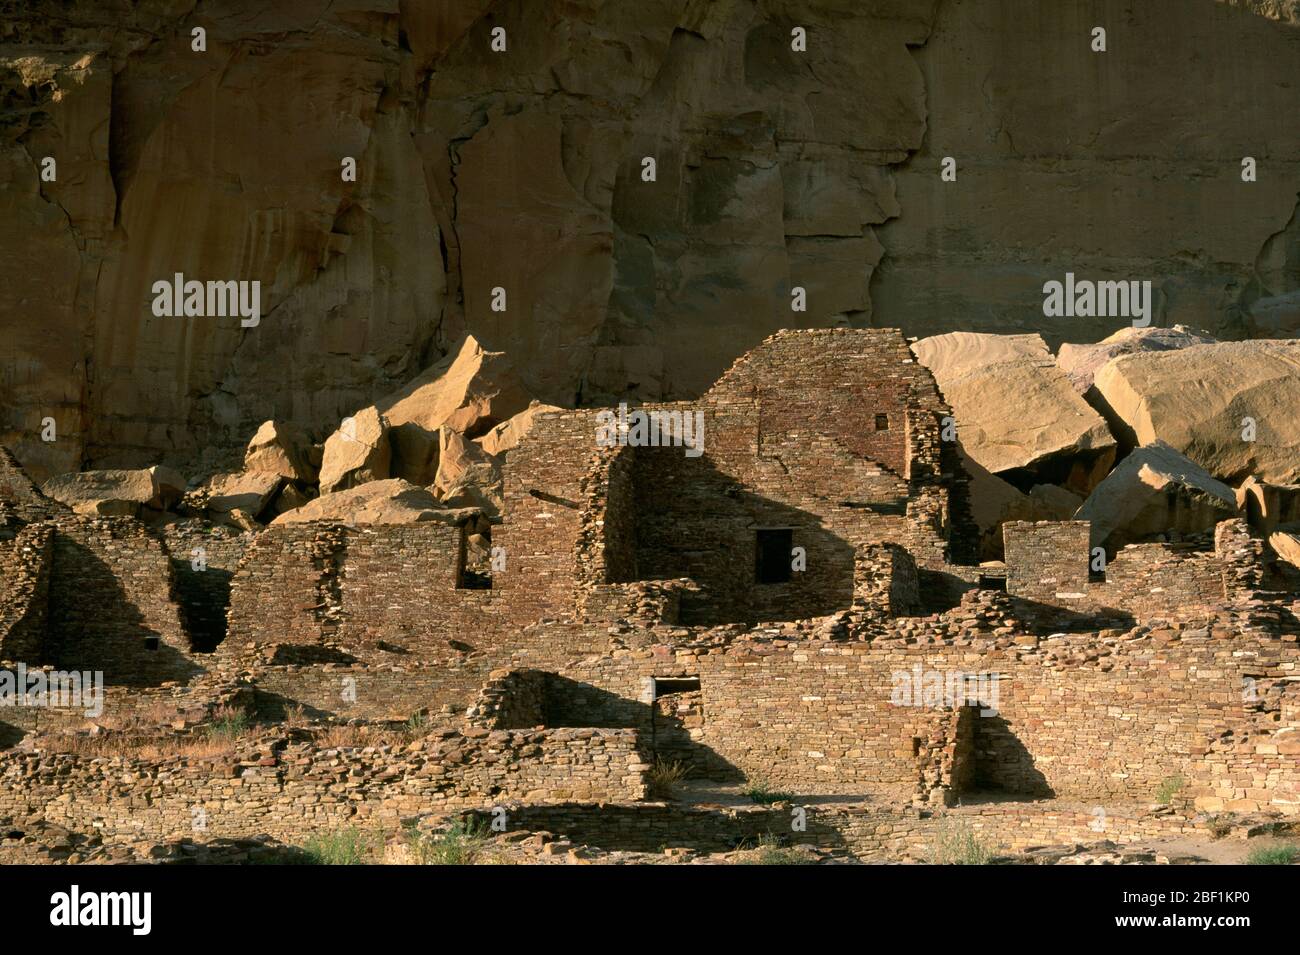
[1,328,1298,863]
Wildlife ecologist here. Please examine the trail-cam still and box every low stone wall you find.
[545,626,1300,810]
[466,799,1202,859]
[0,727,648,843]
[466,668,547,729]
[249,662,493,722]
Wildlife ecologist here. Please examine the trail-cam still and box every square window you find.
[875,413,889,431]
[755,529,793,585]
[143,636,160,651]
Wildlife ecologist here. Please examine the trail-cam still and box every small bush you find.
[924,821,996,865]
[408,818,490,865]
[739,834,816,866]
[647,759,688,798]
[301,828,372,865]
[1155,775,1185,805]
[743,778,795,805]
[206,705,249,743]
[1245,843,1299,866]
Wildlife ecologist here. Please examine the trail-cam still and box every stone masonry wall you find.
[545,628,1300,811]
[0,728,649,843]
[45,519,198,685]
[1003,521,1091,602]
[0,524,53,662]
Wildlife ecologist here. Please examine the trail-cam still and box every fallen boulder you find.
[1057,324,1216,394]
[913,332,1115,493]
[1075,441,1239,551]
[202,471,284,524]
[243,420,318,483]
[317,406,391,494]
[1269,530,1300,573]
[42,466,186,517]
[1093,340,1300,484]
[376,333,534,485]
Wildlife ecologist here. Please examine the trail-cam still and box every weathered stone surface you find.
[1058,325,1218,395]
[875,0,1300,345]
[270,478,453,526]
[243,420,317,483]
[1076,442,1240,550]
[1237,475,1300,534]
[41,467,185,516]
[434,430,501,514]
[913,332,1115,491]
[1093,340,1300,484]
[318,407,391,495]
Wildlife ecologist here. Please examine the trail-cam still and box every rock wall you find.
[5,1,1298,481]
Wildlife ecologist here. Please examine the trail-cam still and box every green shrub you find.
[206,709,249,743]
[647,759,689,798]
[1245,843,1299,866]
[1155,775,1185,805]
[742,778,795,805]
[924,821,996,865]
[301,827,372,865]
[408,818,490,865]
[739,834,816,866]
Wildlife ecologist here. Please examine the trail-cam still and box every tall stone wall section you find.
[45,518,197,685]
[0,524,53,663]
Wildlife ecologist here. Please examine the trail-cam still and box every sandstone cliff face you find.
[2,1,1298,481]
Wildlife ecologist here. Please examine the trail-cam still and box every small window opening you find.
[875,413,890,431]
[977,573,1006,592]
[143,636,160,651]
[755,528,794,584]
[653,676,701,699]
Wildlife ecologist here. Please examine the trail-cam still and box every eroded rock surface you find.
[5,2,1297,482]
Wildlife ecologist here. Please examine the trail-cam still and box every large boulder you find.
[42,466,185,517]
[202,471,284,524]
[376,334,534,485]
[1093,340,1300,484]
[1075,442,1239,551]
[913,332,1116,493]
[243,420,318,483]
[317,407,391,494]
[1057,325,1217,394]
[1269,531,1300,574]
[271,478,470,526]
[435,431,503,519]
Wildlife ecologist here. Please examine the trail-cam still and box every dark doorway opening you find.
[755,528,793,584]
